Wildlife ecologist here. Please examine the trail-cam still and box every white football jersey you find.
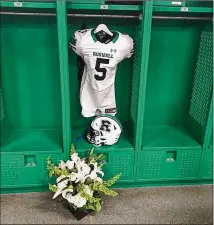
[70,28,134,117]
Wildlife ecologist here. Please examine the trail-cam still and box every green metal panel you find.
[0,89,5,123]
[153,6,213,13]
[1,15,61,128]
[138,149,201,180]
[153,0,213,8]
[1,129,62,152]
[56,1,72,160]
[187,25,213,145]
[185,0,213,8]
[67,3,141,11]
[210,129,213,147]
[143,20,212,149]
[0,88,7,143]
[130,29,142,142]
[0,12,63,153]
[200,147,213,179]
[153,1,185,7]
[78,150,134,182]
[68,0,104,4]
[198,99,213,179]
[134,1,153,182]
[1,153,62,188]
[0,1,56,8]
[189,26,213,128]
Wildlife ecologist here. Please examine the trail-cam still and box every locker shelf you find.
[0,1,56,8]
[153,6,213,13]
[1,128,62,152]
[67,3,141,11]
[72,126,134,151]
[143,126,201,150]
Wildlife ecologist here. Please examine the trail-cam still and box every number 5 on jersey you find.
[95,58,110,81]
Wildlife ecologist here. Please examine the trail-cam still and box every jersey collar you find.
[91,29,119,44]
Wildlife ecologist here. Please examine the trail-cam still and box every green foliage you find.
[77,183,100,203]
[104,173,121,187]
[90,182,118,197]
[89,147,94,156]
[94,201,102,212]
[49,184,57,193]
[85,200,102,212]
[47,157,69,177]
[86,148,105,165]
[77,183,103,212]
[85,202,96,211]
[67,185,73,191]
[70,144,76,157]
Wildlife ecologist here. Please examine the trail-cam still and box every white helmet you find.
[86,115,122,147]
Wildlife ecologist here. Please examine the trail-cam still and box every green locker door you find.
[201,129,213,179]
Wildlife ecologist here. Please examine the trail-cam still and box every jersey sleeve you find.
[69,29,85,57]
[125,35,134,59]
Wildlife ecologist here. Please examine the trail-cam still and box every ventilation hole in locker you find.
[189,28,213,127]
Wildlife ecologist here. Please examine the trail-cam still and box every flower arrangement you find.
[47,145,120,217]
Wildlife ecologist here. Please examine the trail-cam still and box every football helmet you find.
[86,115,122,147]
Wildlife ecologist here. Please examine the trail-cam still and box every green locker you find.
[0,3,71,191]
[142,22,212,151]
[138,12,213,180]
[0,12,63,152]
[68,4,146,182]
[0,1,213,192]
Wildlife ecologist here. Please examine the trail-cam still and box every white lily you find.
[89,170,98,180]
[69,172,77,182]
[58,160,66,170]
[62,188,73,199]
[71,153,80,163]
[75,160,91,176]
[66,160,74,170]
[71,193,87,208]
[53,188,64,199]
[91,162,104,177]
[56,175,69,189]
[65,193,75,204]
[53,176,72,199]
[75,171,87,183]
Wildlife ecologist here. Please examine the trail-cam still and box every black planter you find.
[67,203,92,221]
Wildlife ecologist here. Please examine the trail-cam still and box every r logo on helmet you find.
[100,120,111,132]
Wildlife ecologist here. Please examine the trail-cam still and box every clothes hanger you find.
[94,24,113,36]
[94,15,115,43]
